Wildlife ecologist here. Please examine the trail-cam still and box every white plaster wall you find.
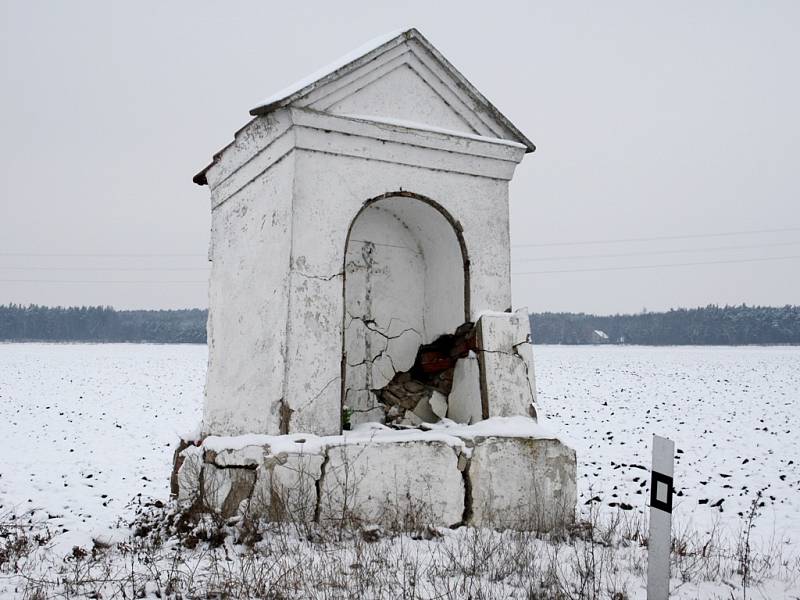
[286,139,515,435]
[477,312,537,418]
[344,206,425,420]
[202,111,523,438]
[383,198,466,338]
[343,197,466,422]
[203,154,295,436]
[469,437,577,531]
[319,440,465,527]
[280,259,343,435]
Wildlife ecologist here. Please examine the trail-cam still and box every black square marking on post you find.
[650,471,673,514]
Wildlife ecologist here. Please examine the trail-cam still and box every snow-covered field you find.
[0,343,205,551]
[0,342,798,555]
[539,345,800,549]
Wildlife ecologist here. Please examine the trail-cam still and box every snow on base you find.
[201,415,561,458]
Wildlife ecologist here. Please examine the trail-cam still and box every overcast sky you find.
[2,1,798,314]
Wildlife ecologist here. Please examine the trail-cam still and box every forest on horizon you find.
[1,303,798,345]
[531,304,800,345]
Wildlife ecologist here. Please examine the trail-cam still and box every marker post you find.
[647,434,674,600]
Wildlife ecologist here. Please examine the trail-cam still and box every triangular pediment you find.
[249,29,534,152]
[322,64,480,135]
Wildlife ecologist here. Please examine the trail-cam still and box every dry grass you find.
[1,494,798,600]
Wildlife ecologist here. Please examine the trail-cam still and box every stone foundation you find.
[173,417,576,532]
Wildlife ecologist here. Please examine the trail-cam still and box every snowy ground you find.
[0,342,798,556]
[538,345,800,550]
[0,343,205,552]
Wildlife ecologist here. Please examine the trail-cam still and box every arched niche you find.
[342,192,469,426]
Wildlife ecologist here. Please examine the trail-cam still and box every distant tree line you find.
[2,303,799,345]
[530,304,800,345]
[0,304,206,343]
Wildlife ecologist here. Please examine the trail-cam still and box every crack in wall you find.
[346,344,409,370]
[361,243,376,392]
[475,323,490,420]
[279,397,293,435]
[293,259,371,283]
[293,375,342,413]
[511,340,538,419]
[292,269,344,281]
[344,307,425,421]
[458,452,473,527]
[344,313,412,338]
[344,316,421,372]
[313,450,329,523]
[365,323,422,342]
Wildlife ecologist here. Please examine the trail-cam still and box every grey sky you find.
[1,1,798,314]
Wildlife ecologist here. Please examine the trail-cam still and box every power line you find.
[512,240,800,263]
[514,254,800,275]
[7,255,796,281]
[512,226,800,248]
[0,267,209,272]
[0,279,207,284]
[0,252,207,258]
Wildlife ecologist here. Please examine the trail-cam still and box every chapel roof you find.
[194,28,534,186]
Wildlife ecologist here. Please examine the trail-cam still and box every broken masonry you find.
[378,322,476,426]
[177,27,577,531]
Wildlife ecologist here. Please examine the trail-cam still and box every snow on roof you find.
[593,330,609,339]
[251,29,408,114]
[195,28,535,185]
[247,28,534,154]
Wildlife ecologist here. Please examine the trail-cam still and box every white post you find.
[647,434,674,600]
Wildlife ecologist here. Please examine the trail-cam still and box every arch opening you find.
[341,193,473,428]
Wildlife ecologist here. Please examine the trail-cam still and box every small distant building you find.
[592,329,610,344]
[175,28,576,531]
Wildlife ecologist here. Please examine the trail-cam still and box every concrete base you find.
[172,417,576,532]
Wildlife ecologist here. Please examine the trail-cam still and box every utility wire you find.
[0,279,207,284]
[512,226,800,248]
[0,252,207,258]
[514,254,800,275]
[512,240,800,263]
[6,255,798,282]
[0,267,209,272]
[3,227,799,256]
